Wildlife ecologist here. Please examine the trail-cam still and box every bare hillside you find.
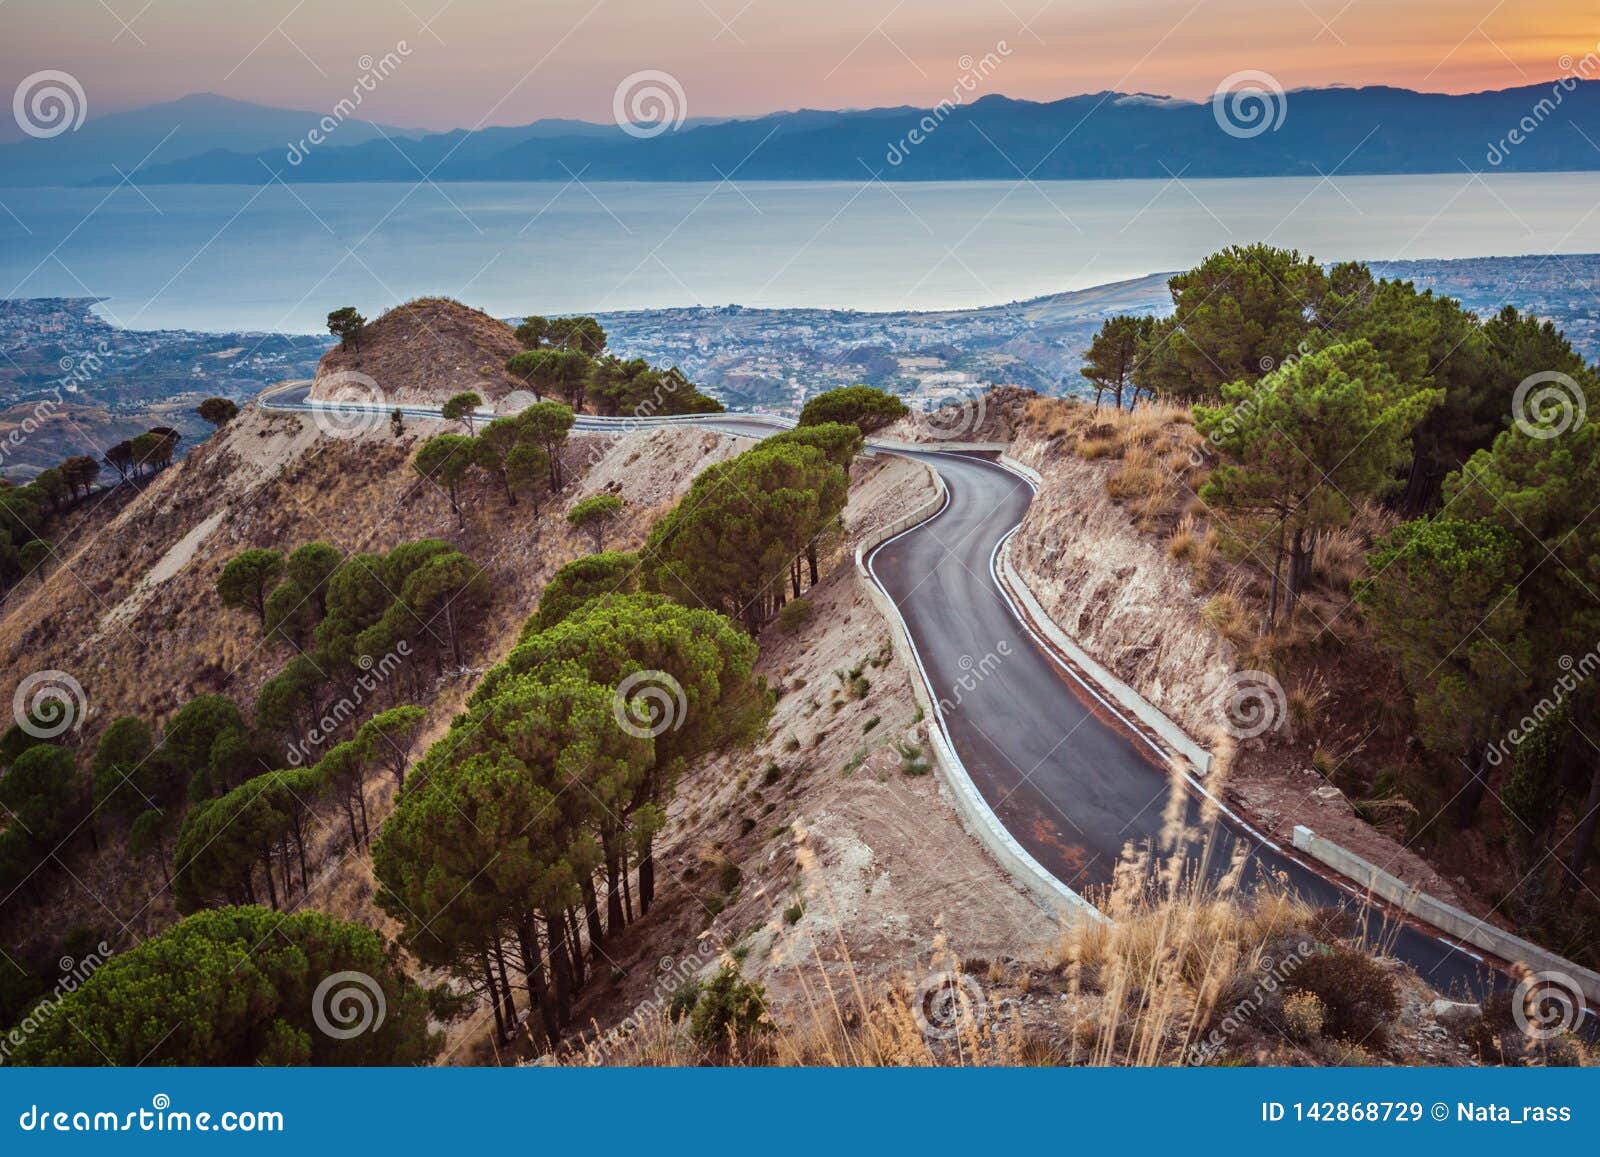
[310,297,523,406]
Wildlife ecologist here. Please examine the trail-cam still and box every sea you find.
[2,173,1598,333]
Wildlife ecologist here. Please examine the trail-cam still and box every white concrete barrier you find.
[1293,825,1600,1006]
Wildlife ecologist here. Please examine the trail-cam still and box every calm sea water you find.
[2,174,1598,333]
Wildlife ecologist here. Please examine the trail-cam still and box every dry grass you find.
[1311,527,1367,590]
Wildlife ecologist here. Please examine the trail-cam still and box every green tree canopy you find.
[529,551,639,634]
[196,397,240,427]
[566,493,625,551]
[8,906,437,1065]
[1195,340,1442,621]
[326,306,366,352]
[797,385,909,434]
[216,548,284,627]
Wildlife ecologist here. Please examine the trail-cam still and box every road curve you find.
[869,449,1499,1002]
[257,385,1511,1003]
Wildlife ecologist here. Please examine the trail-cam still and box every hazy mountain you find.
[0,93,426,187]
[81,81,1600,185]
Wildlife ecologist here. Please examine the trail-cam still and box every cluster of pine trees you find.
[1083,244,1600,955]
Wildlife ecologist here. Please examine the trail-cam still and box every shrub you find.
[1280,990,1326,1042]
[667,980,701,1023]
[777,598,812,634]
[1286,947,1399,1043]
[689,963,771,1047]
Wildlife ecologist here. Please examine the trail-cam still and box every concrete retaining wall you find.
[1293,825,1600,1005]
[853,459,1101,925]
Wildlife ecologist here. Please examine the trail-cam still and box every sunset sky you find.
[1,0,1595,140]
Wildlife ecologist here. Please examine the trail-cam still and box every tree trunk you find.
[1286,527,1315,609]
[605,853,625,934]
[516,916,556,1049]
[545,913,572,1027]
[579,874,606,952]
[639,845,656,913]
[481,951,507,1043]
[565,908,586,987]
[261,853,278,909]
[1456,738,1494,826]
[493,940,517,1039]
[1266,516,1286,629]
[806,542,819,587]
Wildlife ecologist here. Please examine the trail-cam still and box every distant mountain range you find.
[6,81,1600,186]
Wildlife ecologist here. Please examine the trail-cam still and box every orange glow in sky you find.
[2,0,1596,132]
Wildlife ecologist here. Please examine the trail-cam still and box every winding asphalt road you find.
[260,385,1527,1005]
